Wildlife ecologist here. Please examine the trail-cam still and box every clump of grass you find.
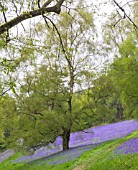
[73,130,138,170]
[86,153,138,170]
[0,152,24,170]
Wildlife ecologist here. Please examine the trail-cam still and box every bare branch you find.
[0,0,65,35]
[0,88,11,96]
[38,0,50,28]
[113,0,138,30]
[38,0,41,8]
[42,0,54,7]
[0,3,10,42]
[45,16,73,69]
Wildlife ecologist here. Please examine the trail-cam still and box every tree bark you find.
[63,128,71,150]
[62,70,73,151]
[62,68,74,150]
[116,103,124,119]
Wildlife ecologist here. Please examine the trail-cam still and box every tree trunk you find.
[62,129,71,150]
[116,103,124,120]
[62,60,74,151]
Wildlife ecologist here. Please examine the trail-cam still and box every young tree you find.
[42,4,96,150]
[11,2,96,151]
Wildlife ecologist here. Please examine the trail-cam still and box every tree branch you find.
[45,16,73,69]
[113,0,138,30]
[42,0,55,7]
[0,0,65,35]
[0,88,11,96]
[0,3,10,42]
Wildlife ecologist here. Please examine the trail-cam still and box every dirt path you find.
[73,165,85,170]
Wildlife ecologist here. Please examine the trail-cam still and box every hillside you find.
[0,119,138,170]
[0,1,138,169]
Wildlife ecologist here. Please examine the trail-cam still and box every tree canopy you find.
[0,0,137,37]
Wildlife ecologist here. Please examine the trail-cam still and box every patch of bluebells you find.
[33,143,100,165]
[54,119,138,147]
[114,138,138,154]
[14,146,62,163]
[14,119,138,163]
[49,143,100,164]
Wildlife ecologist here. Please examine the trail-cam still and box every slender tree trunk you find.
[62,67,74,150]
[63,128,71,150]
[62,95,72,150]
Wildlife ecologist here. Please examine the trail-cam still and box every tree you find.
[9,2,96,151]
[110,34,138,119]
[102,1,138,119]
[83,72,125,126]
[102,1,138,58]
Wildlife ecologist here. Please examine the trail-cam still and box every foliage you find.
[102,1,138,120]
[83,73,125,126]
[0,95,17,149]
[109,33,138,119]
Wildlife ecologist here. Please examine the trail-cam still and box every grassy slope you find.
[0,130,138,170]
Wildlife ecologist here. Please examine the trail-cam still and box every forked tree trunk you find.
[63,128,71,150]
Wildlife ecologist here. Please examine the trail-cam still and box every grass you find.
[0,152,23,170]
[0,130,138,170]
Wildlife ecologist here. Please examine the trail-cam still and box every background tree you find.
[83,72,125,127]
[102,2,138,118]
[109,33,138,119]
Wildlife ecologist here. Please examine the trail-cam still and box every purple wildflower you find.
[114,138,138,154]
[54,120,138,147]
[14,119,138,163]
